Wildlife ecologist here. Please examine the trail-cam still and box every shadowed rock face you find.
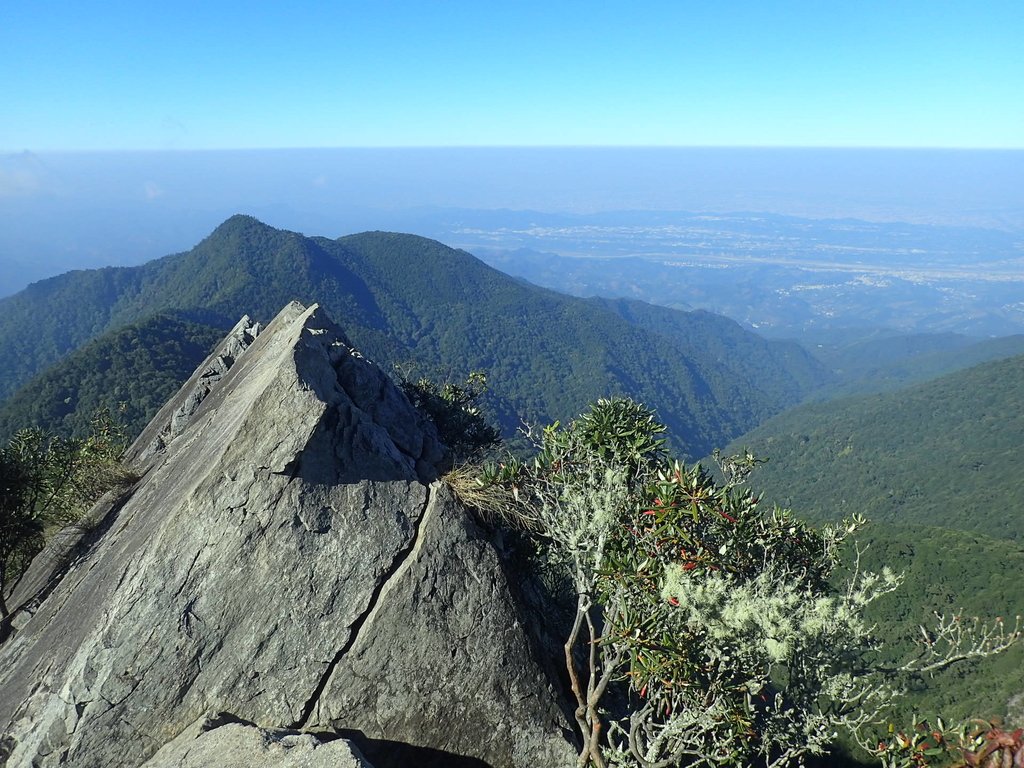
[0,302,573,768]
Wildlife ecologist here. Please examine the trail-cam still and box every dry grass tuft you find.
[442,463,541,532]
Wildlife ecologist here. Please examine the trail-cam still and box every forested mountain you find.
[0,215,829,457]
[591,297,830,404]
[851,523,1024,725]
[719,352,1024,726]
[3,215,1022,750]
[0,314,224,442]
[724,353,1024,538]
[802,328,1024,399]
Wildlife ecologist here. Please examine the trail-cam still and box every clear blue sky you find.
[2,0,1022,151]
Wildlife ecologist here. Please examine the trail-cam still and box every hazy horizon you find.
[4,4,1022,319]
[3,146,1022,297]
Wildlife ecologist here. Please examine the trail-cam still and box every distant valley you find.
[459,210,1024,337]
[5,148,1021,300]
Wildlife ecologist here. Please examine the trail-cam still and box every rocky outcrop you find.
[0,302,573,768]
[127,313,261,464]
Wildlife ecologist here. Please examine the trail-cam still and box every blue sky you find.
[2,1,1022,151]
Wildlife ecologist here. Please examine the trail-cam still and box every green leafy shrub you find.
[467,397,1019,768]
[399,370,501,464]
[0,409,132,618]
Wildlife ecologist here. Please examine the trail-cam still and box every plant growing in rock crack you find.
[467,397,1021,768]
[398,369,501,465]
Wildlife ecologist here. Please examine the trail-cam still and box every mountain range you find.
[2,213,1023,746]
[0,215,829,458]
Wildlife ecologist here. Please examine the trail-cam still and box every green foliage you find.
[399,371,501,464]
[592,298,830,409]
[837,524,1024,731]
[803,330,1024,401]
[0,449,41,600]
[542,395,669,472]
[0,216,830,459]
[0,410,130,616]
[473,398,1019,768]
[0,314,224,442]
[722,353,1024,753]
[595,462,885,767]
[724,354,1024,540]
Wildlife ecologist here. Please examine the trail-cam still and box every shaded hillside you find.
[724,354,1024,538]
[849,523,1024,726]
[591,297,829,404]
[0,314,224,442]
[802,329,1024,399]
[0,215,830,458]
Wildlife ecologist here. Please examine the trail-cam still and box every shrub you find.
[471,397,1020,768]
[875,716,1024,768]
[0,409,131,619]
[399,370,501,465]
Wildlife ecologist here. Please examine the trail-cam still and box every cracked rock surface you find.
[0,302,573,768]
[127,313,262,464]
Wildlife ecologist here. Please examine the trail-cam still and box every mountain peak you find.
[0,217,830,457]
[198,213,298,247]
[213,213,275,233]
[0,303,573,767]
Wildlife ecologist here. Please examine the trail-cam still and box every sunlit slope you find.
[846,523,1024,726]
[0,215,829,457]
[726,354,1024,538]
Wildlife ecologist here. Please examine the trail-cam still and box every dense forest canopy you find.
[723,353,1024,540]
[0,216,829,459]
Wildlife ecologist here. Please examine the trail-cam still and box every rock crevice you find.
[0,302,572,768]
[290,484,434,731]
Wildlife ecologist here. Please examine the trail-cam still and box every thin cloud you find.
[0,151,50,197]
[143,180,164,199]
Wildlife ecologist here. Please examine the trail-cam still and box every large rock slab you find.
[127,313,261,464]
[0,302,572,768]
[315,484,572,768]
[139,715,373,768]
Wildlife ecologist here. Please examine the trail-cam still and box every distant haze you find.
[1,147,1022,297]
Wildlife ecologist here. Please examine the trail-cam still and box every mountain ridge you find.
[0,215,829,458]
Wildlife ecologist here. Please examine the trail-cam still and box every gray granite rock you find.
[311,483,573,768]
[0,302,573,768]
[127,313,261,464]
[140,715,373,768]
